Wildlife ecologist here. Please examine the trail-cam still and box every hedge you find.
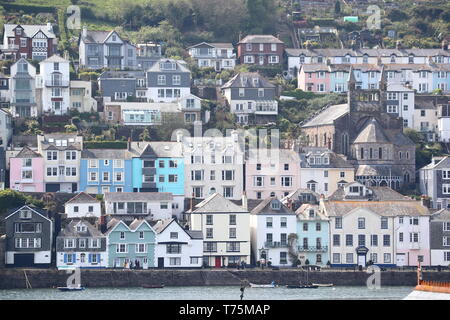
[84,141,127,149]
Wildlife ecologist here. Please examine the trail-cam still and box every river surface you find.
[0,286,413,300]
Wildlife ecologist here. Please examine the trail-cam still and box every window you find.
[381,217,388,229]
[303,223,308,231]
[222,170,235,181]
[281,176,293,187]
[64,239,76,248]
[160,202,169,210]
[444,222,450,232]
[383,235,390,246]
[346,234,353,246]
[120,232,125,240]
[346,253,354,264]
[157,75,166,85]
[333,253,340,264]
[333,234,340,246]
[384,253,391,263]
[280,217,287,228]
[102,172,110,182]
[204,242,217,252]
[280,252,287,264]
[410,233,420,243]
[167,244,181,254]
[66,151,77,160]
[223,187,234,198]
[358,235,366,246]
[47,151,58,161]
[229,215,236,225]
[335,217,342,229]
[266,217,273,228]
[399,232,404,242]
[358,218,365,229]
[226,242,240,252]
[371,235,378,246]
[229,228,236,239]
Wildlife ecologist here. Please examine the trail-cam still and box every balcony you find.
[45,80,69,87]
[4,44,19,50]
[298,245,328,252]
[264,241,288,248]
[11,97,36,104]
[255,102,278,115]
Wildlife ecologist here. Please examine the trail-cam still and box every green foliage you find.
[139,128,151,141]
[65,124,78,133]
[24,119,43,135]
[84,141,127,149]
[0,190,44,214]
[404,128,446,169]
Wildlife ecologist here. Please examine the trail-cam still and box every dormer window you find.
[112,35,117,41]
[317,56,323,63]
[271,201,280,210]
[323,156,329,165]
[253,78,259,86]
[300,54,305,64]
[76,224,87,232]
[343,54,351,63]
[309,209,315,218]
[363,54,368,63]
[408,55,414,64]
[16,28,22,35]
[390,55,396,63]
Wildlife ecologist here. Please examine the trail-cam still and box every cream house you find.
[69,80,98,113]
[188,193,250,267]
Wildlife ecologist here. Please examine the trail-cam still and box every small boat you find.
[404,264,450,300]
[249,282,277,288]
[142,284,165,289]
[57,286,85,291]
[312,283,334,287]
[286,284,318,289]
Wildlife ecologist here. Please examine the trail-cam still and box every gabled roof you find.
[221,72,275,89]
[130,141,183,158]
[251,197,294,215]
[188,42,234,49]
[238,35,284,44]
[81,30,122,44]
[65,192,100,205]
[58,219,104,238]
[301,103,349,128]
[40,54,68,64]
[5,205,51,221]
[190,193,248,214]
[431,209,450,221]
[147,59,190,73]
[15,146,41,158]
[296,203,328,220]
[353,118,390,144]
[4,24,56,39]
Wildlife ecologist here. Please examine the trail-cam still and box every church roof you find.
[301,103,349,128]
[353,118,390,144]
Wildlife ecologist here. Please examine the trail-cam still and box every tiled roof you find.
[190,193,248,213]
[221,72,275,89]
[58,220,104,238]
[104,192,173,202]
[4,24,56,39]
[65,192,100,205]
[250,197,294,215]
[40,55,68,63]
[323,200,430,217]
[301,103,349,128]
[296,204,328,220]
[239,35,284,44]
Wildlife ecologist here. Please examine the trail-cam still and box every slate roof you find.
[130,141,183,158]
[300,148,354,169]
[104,192,173,202]
[58,220,104,238]
[99,70,146,79]
[81,149,134,159]
[296,203,328,220]
[285,48,450,57]
[15,146,41,158]
[189,193,248,213]
[188,42,233,49]
[221,72,275,89]
[353,118,390,144]
[301,103,349,128]
[147,59,190,73]
[81,30,119,44]
[250,197,294,215]
[65,192,100,205]
[3,24,56,39]
[323,200,430,217]
[281,188,320,204]
[238,35,284,44]
[355,165,404,177]
[420,156,450,170]
[40,55,68,63]
[185,230,203,239]
[328,185,408,201]
[431,209,450,221]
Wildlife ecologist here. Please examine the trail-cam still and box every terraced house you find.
[9,58,37,118]
[106,218,156,269]
[237,35,285,66]
[9,146,44,192]
[80,149,133,194]
[56,220,107,269]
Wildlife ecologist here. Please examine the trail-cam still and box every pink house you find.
[298,64,330,93]
[246,149,300,200]
[10,146,44,192]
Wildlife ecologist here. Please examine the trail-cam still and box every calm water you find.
[0,286,413,300]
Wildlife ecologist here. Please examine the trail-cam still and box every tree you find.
[334,0,341,15]
[139,127,151,141]
[24,119,43,135]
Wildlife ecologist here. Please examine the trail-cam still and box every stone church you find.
[301,67,415,189]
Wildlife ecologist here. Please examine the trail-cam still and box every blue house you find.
[79,149,133,194]
[130,141,184,195]
[295,203,330,266]
[106,218,156,268]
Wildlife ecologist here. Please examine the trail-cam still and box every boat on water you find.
[57,286,85,291]
[403,265,450,300]
[249,281,278,288]
[312,283,334,287]
[142,284,165,289]
[286,284,318,289]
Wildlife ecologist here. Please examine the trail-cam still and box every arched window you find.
[378,147,382,159]
[341,133,349,155]
[404,172,410,183]
[360,147,364,159]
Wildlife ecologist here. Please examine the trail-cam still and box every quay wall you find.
[1,268,450,289]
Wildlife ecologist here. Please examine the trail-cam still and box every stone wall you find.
[1,268,450,289]
[0,237,5,268]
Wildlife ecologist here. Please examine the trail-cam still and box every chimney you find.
[127,137,131,151]
[319,194,325,201]
[82,25,87,38]
[396,40,401,50]
[47,22,52,32]
[176,130,183,142]
[242,192,248,211]
[442,40,449,51]
[99,215,107,233]
[420,195,430,208]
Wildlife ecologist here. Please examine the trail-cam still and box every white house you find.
[9,58,38,118]
[69,80,98,113]
[187,42,236,71]
[65,192,102,219]
[38,55,70,115]
[153,218,203,268]
[250,197,296,267]
[189,193,250,267]
[430,209,450,266]
[104,192,176,221]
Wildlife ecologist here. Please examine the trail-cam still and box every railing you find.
[11,97,36,104]
[45,80,70,87]
[264,241,288,248]
[298,245,328,252]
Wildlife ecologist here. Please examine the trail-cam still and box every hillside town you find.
[0,0,450,274]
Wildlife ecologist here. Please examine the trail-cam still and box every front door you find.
[158,257,164,268]
[215,61,221,71]
[215,256,221,268]
[357,254,366,267]
[396,254,406,267]
[259,56,264,65]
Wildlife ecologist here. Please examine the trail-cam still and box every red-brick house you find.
[1,23,57,61]
[237,35,285,66]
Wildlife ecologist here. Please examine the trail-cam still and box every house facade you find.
[429,209,450,266]
[419,156,450,209]
[146,59,191,103]
[9,58,38,118]
[2,23,57,61]
[98,70,147,102]
[69,80,98,113]
[250,197,296,267]
[9,146,45,192]
[237,35,285,66]
[38,134,83,193]
[153,218,203,268]
[187,42,236,71]
[64,192,102,219]
[56,220,107,269]
[221,72,278,125]
[106,219,156,268]
[80,149,133,194]
[0,73,10,107]
[79,27,136,70]
[4,205,52,267]
[245,149,300,200]
[38,55,71,115]
[295,203,330,266]
[189,193,251,267]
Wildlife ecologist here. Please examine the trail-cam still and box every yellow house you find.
[189,193,250,267]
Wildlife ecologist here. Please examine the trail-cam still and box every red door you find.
[215,256,222,268]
